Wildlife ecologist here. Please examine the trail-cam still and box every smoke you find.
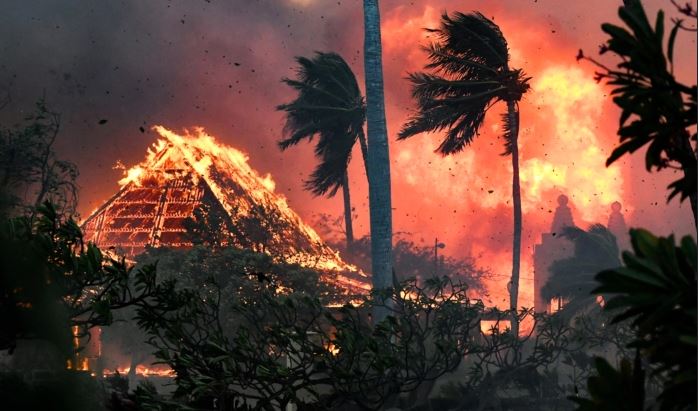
[1,0,694,307]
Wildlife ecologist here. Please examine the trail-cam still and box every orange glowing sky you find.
[1,0,695,307]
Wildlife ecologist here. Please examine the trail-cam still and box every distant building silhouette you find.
[533,195,575,313]
[607,201,629,250]
[533,195,629,313]
[551,194,575,234]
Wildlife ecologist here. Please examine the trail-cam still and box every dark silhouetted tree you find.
[0,99,78,218]
[0,202,160,356]
[398,11,530,335]
[572,2,697,409]
[277,52,368,250]
[578,0,697,228]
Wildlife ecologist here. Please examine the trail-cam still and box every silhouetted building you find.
[533,195,575,313]
[607,201,629,250]
[533,196,629,313]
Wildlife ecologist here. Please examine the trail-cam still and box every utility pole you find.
[434,238,445,277]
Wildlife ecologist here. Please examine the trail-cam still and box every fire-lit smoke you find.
[523,66,625,221]
[380,8,631,309]
[3,0,692,310]
[390,64,628,307]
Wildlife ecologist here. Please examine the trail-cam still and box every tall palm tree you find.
[277,52,368,249]
[398,11,530,334]
[541,224,621,319]
[363,0,394,317]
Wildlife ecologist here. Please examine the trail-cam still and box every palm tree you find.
[397,11,530,335]
[277,52,368,250]
[363,0,394,317]
[541,224,621,319]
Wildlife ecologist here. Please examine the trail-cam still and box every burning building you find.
[81,126,369,295]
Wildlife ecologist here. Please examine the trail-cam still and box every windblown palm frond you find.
[398,12,529,155]
[398,10,531,335]
[426,12,508,73]
[277,52,365,196]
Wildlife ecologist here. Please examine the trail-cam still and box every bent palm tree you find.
[277,52,368,249]
[542,224,621,319]
[398,11,530,335]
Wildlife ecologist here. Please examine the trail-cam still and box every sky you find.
[1,0,695,307]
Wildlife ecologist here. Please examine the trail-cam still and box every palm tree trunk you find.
[342,171,355,250]
[507,100,522,337]
[363,0,393,322]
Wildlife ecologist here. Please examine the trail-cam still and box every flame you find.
[106,364,174,378]
[118,166,144,187]
[110,125,369,292]
[117,140,167,186]
[480,319,511,335]
[66,325,91,371]
[523,66,625,221]
[325,342,340,356]
[261,173,276,192]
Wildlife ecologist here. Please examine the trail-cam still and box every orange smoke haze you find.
[374,5,629,307]
[4,0,692,310]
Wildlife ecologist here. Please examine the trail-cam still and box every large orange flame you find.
[112,126,369,292]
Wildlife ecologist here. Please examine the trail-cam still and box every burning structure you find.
[81,126,369,295]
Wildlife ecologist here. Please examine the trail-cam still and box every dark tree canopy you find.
[277,52,367,197]
[0,100,78,218]
[398,11,530,155]
[579,0,698,226]
[0,202,159,355]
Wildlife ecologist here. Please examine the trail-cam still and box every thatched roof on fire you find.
[81,126,369,295]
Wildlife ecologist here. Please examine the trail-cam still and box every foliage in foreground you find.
[0,370,105,411]
[579,0,697,224]
[573,229,697,411]
[0,202,160,355]
[100,243,347,376]
[0,99,78,218]
[133,276,482,410]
